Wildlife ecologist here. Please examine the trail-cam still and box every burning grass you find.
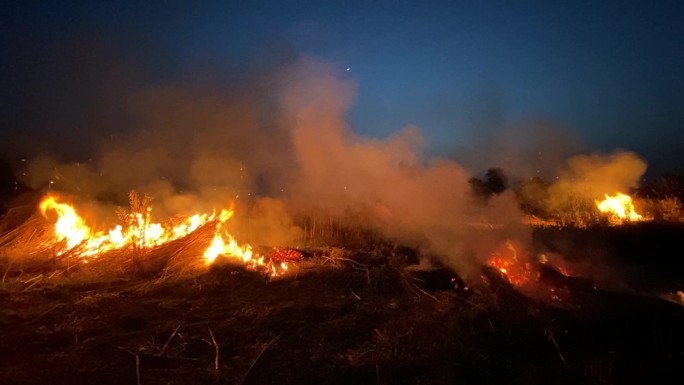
[0,191,294,284]
[2,238,683,385]
[1,192,684,384]
[519,190,684,229]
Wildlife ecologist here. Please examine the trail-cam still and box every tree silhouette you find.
[484,168,508,195]
[469,167,509,201]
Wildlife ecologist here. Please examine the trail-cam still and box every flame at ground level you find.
[596,193,644,224]
[38,194,288,276]
[486,240,536,286]
[486,240,575,304]
[40,196,91,251]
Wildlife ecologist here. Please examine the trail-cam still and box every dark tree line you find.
[468,168,509,201]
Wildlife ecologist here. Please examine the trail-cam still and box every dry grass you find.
[1,223,683,384]
[0,209,222,294]
[294,208,385,247]
[641,197,684,222]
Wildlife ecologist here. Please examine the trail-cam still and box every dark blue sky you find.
[2,0,683,170]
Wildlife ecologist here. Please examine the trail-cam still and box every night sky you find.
[2,0,683,172]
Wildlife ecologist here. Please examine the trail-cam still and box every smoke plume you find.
[14,57,530,275]
[546,151,647,214]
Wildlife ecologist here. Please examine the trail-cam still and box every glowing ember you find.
[596,193,643,223]
[271,248,304,261]
[487,240,534,286]
[38,194,289,276]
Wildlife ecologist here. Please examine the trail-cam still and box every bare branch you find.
[207,327,219,371]
[237,335,281,385]
[157,323,182,358]
[117,346,142,385]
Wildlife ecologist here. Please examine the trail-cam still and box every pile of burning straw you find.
[0,192,298,283]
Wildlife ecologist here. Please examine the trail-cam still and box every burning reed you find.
[0,191,294,289]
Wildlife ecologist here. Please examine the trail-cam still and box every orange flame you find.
[38,194,288,276]
[40,196,91,252]
[596,192,643,224]
[487,240,534,286]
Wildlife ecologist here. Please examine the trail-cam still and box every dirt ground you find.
[1,225,684,385]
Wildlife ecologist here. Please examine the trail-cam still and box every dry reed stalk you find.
[207,327,219,371]
[1,262,11,284]
[117,346,142,385]
[237,335,281,385]
[157,323,182,358]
